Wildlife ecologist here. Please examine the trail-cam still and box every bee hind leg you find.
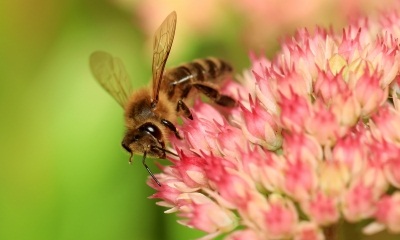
[192,83,237,107]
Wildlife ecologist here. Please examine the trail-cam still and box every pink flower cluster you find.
[149,9,400,240]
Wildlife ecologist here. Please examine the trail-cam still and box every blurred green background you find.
[0,0,395,239]
[0,1,246,239]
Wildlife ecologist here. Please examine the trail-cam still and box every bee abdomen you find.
[188,58,232,82]
[162,58,233,101]
[167,58,232,83]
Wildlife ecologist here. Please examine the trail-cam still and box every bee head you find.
[121,122,165,158]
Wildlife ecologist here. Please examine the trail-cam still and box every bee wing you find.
[89,51,133,108]
[152,11,177,105]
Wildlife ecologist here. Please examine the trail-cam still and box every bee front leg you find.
[176,100,193,120]
[192,83,237,107]
[161,119,183,139]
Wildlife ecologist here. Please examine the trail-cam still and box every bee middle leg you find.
[192,83,237,107]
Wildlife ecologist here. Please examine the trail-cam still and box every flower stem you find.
[323,224,338,240]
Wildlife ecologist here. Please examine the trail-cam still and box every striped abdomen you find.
[161,57,233,102]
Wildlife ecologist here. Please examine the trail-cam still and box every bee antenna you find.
[151,99,158,109]
[142,151,162,186]
[129,153,133,165]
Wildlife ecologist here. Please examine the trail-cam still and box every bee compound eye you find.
[139,123,162,140]
[139,124,155,134]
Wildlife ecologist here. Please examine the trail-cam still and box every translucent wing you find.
[89,51,133,108]
[152,11,177,105]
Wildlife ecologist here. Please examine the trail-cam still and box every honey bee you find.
[89,11,236,186]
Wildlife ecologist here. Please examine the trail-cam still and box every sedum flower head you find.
[148,7,400,240]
